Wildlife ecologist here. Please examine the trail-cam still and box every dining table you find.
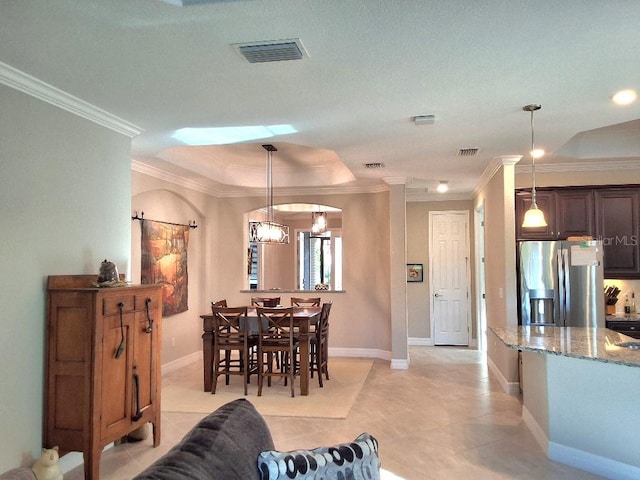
[200,306,321,395]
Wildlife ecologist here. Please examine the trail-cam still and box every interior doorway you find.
[475,202,487,351]
[429,211,471,345]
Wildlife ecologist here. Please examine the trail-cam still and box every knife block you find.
[606,305,616,315]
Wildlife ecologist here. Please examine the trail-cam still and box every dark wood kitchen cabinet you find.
[515,190,557,240]
[595,188,640,278]
[516,185,640,278]
[45,275,162,480]
[515,188,593,240]
[606,319,640,339]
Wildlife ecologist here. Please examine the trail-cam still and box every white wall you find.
[0,84,133,472]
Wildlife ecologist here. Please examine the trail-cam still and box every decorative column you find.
[385,177,409,369]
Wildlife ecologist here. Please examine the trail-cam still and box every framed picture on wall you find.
[406,263,423,282]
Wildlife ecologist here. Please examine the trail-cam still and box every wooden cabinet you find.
[516,185,640,278]
[515,189,593,240]
[595,188,640,278]
[515,190,557,240]
[555,189,595,239]
[45,275,162,480]
[606,319,640,339]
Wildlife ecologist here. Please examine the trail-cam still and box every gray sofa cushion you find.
[133,398,274,480]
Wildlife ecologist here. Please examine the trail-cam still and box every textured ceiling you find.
[1,0,639,197]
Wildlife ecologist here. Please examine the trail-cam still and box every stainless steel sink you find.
[616,341,640,350]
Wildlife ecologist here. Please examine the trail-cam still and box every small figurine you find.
[31,447,62,480]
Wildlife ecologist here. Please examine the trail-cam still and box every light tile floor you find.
[65,346,604,479]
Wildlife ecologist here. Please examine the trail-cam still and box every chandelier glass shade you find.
[248,144,290,244]
[521,104,547,228]
[311,211,328,235]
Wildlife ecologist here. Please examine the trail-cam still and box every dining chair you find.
[256,306,299,397]
[211,306,255,395]
[211,299,228,309]
[310,301,332,387]
[290,296,321,307]
[251,296,281,307]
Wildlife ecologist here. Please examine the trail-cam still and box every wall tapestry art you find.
[141,220,190,316]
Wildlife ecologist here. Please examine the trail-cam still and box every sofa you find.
[132,398,387,480]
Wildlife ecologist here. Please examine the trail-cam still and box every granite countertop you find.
[490,326,640,368]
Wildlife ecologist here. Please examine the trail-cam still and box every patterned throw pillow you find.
[257,433,380,480]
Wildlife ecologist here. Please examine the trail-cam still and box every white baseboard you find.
[161,351,202,375]
[390,358,409,369]
[408,337,433,346]
[409,337,479,348]
[486,356,520,395]
[522,406,549,455]
[549,441,640,480]
[329,347,391,361]
[523,399,640,479]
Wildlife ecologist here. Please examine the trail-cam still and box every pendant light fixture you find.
[248,144,290,244]
[521,104,547,228]
[311,211,328,235]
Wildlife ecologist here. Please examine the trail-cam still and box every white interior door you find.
[430,211,470,345]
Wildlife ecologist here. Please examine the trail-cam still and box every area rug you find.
[161,357,373,419]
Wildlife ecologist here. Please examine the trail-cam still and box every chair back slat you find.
[251,296,281,307]
[319,302,332,337]
[290,297,321,307]
[211,299,228,312]
[212,306,247,337]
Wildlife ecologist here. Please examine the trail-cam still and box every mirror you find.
[247,203,342,291]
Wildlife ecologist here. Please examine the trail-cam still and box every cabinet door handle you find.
[132,369,143,421]
[115,302,125,359]
[145,297,153,334]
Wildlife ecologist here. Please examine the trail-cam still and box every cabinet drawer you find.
[135,293,160,311]
[103,295,135,315]
[607,320,640,331]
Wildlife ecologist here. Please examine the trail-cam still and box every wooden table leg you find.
[299,330,310,395]
[201,315,214,392]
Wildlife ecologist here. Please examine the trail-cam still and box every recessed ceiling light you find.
[611,89,637,106]
[436,181,448,193]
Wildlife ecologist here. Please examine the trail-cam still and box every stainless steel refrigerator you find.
[518,240,605,328]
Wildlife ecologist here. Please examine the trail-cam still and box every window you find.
[297,230,342,290]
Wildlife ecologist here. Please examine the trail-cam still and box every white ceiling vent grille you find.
[457,148,479,157]
[364,162,385,169]
[232,39,308,63]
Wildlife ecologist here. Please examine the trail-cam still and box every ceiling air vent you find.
[232,39,308,63]
[457,148,479,157]
[364,162,385,169]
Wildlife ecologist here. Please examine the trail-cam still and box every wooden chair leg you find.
[242,349,248,395]
[212,348,220,394]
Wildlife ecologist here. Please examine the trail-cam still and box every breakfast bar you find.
[491,326,640,479]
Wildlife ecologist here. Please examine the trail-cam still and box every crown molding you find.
[405,191,473,202]
[515,159,640,174]
[132,159,390,197]
[0,61,142,138]
[472,155,522,198]
[132,159,230,195]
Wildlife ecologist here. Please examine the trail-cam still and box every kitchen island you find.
[491,326,640,480]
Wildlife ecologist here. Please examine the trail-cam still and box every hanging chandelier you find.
[311,211,328,235]
[521,104,547,228]
[248,144,290,244]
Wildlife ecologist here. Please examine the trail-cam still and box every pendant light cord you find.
[523,104,541,207]
[530,108,537,206]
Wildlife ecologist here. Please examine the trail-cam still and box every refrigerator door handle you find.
[557,249,566,327]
